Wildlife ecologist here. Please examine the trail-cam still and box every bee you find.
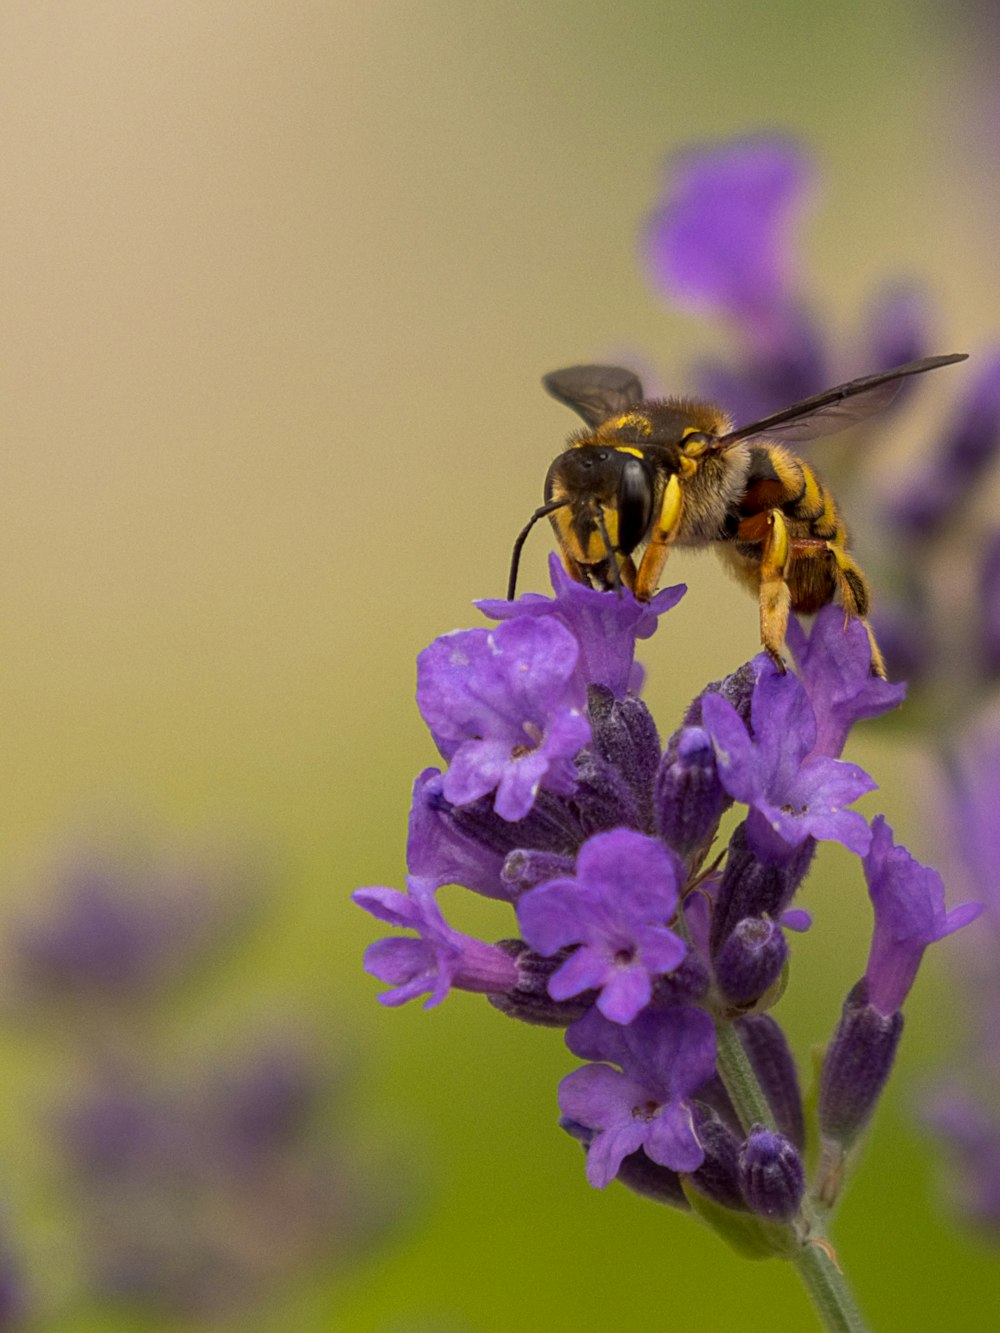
[508,354,967,679]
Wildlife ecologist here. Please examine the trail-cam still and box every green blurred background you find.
[0,1,997,1329]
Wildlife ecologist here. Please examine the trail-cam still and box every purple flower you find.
[416,617,591,821]
[701,662,876,861]
[884,351,1000,540]
[863,816,981,1017]
[407,768,509,901]
[477,553,685,698]
[978,529,1000,675]
[924,1087,1000,1234]
[517,829,686,1024]
[353,878,519,1008]
[643,136,813,347]
[786,607,906,759]
[558,1006,716,1188]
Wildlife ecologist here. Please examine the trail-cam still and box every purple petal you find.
[701,692,762,803]
[645,1101,705,1174]
[596,966,653,1025]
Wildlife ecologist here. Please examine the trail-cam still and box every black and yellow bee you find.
[508,355,967,679]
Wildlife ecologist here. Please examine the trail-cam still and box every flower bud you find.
[738,1125,804,1221]
[710,822,814,955]
[486,941,594,1027]
[736,1014,805,1148]
[685,1109,746,1211]
[819,979,904,1149]
[656,726,729,857]
[714,916,788,1008]
[587,686,661,824]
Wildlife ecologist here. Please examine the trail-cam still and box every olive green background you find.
[0,2,996,1329]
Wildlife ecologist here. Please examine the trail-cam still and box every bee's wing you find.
[542,365,645,427]
[717,353,968,447]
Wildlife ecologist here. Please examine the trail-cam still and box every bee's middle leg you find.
[757,509,792,672]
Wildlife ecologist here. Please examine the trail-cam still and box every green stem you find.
[714,1020,869,1333]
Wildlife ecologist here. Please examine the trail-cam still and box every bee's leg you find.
[824,543,887,679]
[618,553,638,595]
[634,475,683,601]
[758,510,792,672]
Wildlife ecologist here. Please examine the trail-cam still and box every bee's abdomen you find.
[739,446,840,540]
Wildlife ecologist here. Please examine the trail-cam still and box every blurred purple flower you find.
[12,854,244,1005]
[644,136,813,348]
[517,829,686,1024]
[884,351,1000,540]
[416,617,591,821]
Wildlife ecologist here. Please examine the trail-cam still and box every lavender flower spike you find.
[517,829,687,1025]
[863,815,981,1018]
[558,1006,716,1188]
[416,616,591,821]
[701,661,876,862]
[354,878,519,1009]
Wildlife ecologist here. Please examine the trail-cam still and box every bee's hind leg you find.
[824,542,887,680]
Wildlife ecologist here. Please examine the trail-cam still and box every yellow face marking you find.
[678,455,697,478]
[612,444,644,459]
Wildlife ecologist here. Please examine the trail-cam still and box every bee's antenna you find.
[507,499,569,601]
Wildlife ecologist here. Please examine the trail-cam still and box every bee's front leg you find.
[634,476,683,601]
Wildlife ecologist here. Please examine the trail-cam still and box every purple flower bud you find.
[687,1109,747,1211]
[487,941,596,1027]
[570,749,644,838]
[884,351,1000,540]
[738,1125,805,1221]
[656,725,729,858]
[710,821,815,955]
[682,660,760,731]
[736,1015,805,1149]
[587,686,662,829]
[477,552,685,699]
[818,979,904,1150]
[714,916,788,1009]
